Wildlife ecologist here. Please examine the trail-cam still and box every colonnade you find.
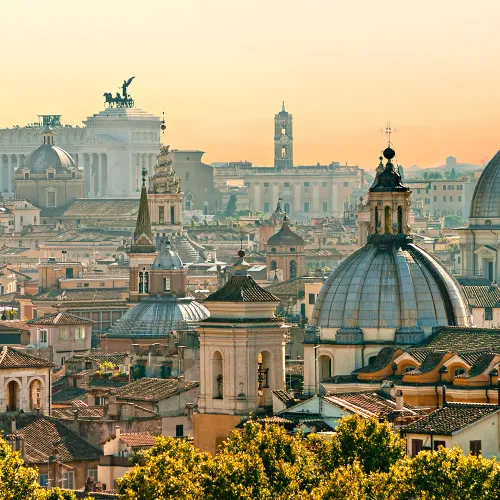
[0,154,26,193]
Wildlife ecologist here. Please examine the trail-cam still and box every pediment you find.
[474,245,497,258]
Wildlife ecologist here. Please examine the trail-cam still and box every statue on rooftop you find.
[103,77,136,108]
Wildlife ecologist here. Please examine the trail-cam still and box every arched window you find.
[138,267,149,294]
[258,351,272,407]
[212,351,223,399]
[384,206,392,234]
[454,367,466,377]
[270,260,277,271]
[318,354,332,381]
[29,379,42,410]
[6,380,20,412]
[397,206,403,234]
[367,355,377,365]
[284,202,290,214]
[290,260,297,279]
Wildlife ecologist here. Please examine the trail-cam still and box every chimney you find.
[115,426,121,440]
[73,409,79,421]
[442,385,447,407]
[177,376,185,390]
[395,390,404,411]
[10,417,16,434]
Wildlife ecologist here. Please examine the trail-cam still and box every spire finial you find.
[282,101,285,112]
[161,110,166,134]
[381,121,397,148]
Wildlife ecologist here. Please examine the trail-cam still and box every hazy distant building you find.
[274,102,293,169]
[446,156,457,168]
[169,150,221,215]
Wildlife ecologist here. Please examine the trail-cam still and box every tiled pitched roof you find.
[205,275,279,303]
[52,407,104,420]
[424,327,500,352]
[33,288,128,302]
[285,360,304,376]
[324,391,426,419]
[264,276,323,298]
[356,347,399,373]
[119,432,156,447]
[404,350,447,375]
[52,388,88,404]
[0,320,31,332]
[0,346,53,368]
[402,403,499,435]
[63,199,140,217]
[267,220,305,245]
[301,420,334,432]
[114,378,199,403]
[27,312,94,325]
[5,415,102,463]
[462,286,500,307]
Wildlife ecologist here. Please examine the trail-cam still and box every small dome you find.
[470,150,500,218]
[267,219,305,246]
[151,243,183,270]
[105,297,209,337]
[312,243,470,331]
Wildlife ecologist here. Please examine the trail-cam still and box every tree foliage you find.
[115,415,500,500]
[224,194,237,217]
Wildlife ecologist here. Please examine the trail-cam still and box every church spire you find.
[282,101,285,112]
[131,167,155,253]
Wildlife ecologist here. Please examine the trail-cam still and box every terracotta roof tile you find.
[119,432,156,447]
[0,346,53,369]
[0,320,31,332]
[402,403,499,435]
[462,285,500,307]
[27,312,94,326]
[114,378,198,403]
[4,415,101,463]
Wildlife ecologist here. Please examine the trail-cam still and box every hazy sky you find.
[2,0,500,168]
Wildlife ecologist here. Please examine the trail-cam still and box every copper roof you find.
[267,220,305,246]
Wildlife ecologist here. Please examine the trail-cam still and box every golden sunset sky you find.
[2,0,500,169]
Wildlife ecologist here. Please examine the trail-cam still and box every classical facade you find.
[0,85,161,198]
[305,144,471,395]
[459,151,500,283]
[274,102,293,169]
[14,127,84,209]
[194,250,287,454]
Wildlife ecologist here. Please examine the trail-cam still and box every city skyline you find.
[2,0,500,168]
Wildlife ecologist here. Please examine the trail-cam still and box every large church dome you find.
[312,243,470,334]
[19,127,77,174]
[470,150,500,219]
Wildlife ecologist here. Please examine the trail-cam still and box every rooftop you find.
[114,378,198,403]
[27,312,94,326]
[0,346,53,369]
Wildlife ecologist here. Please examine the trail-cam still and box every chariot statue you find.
[103,77,135,108]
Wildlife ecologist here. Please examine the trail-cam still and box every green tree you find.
[224,194,237,217]
[444,215,465,228]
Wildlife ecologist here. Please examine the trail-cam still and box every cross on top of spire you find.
[382,121,397,147]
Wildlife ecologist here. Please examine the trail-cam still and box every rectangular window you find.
[84,282,89,287]
[75,327,85,340]
[425,198,430,205]
[65,268,73,278]
[343,181,349,187]
[20,216,23,223]
[411,439,423,456]
[304,182,310,187]
[263,202,270,213]
[443,185,447,190]
[458,185,463,190]
[60,356,66,365]
[443,196,446,202]
[449,196,453,202]
[77,283,82,288]
[448,185,454,190]
[38,473,49,488]
[308,293,315,305]
[322,181,327,188]
[284,182,290,188]
[458,196,462,202]
[38,329,48,344]
[163,277,171,291]
[59,328,70,340]
[470,440,482,456]
[433,185,437,190]
[485,307,493,321]
[24,172,30,179]
[304,202,310,213]
[62,471,74,490]
[159,206,165,224]
[434,440,446,451]
[47,171,55,179]
[263,182,270,188]
[176,424,184,437]
[46,191,56,207]
[322,201,328,212]
[87,467,98,483]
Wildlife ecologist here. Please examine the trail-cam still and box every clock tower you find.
[274,102,293,169]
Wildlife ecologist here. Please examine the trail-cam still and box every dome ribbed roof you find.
[470,150,500,218]
[312,243,470,330]
[151,245,183,270]
[105,297,209,337]
[267,219,305,246]
[20,145,76,173]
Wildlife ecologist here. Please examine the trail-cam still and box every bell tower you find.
[194,249,288,454]
[274,102,293,169]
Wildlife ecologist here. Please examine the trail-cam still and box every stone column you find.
[96,153,102,197]
[83,153,91,197]
[7,155,13,193]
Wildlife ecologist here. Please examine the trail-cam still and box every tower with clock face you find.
[274,102,293,169]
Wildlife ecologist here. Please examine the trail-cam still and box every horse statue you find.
[103,92,115,107]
